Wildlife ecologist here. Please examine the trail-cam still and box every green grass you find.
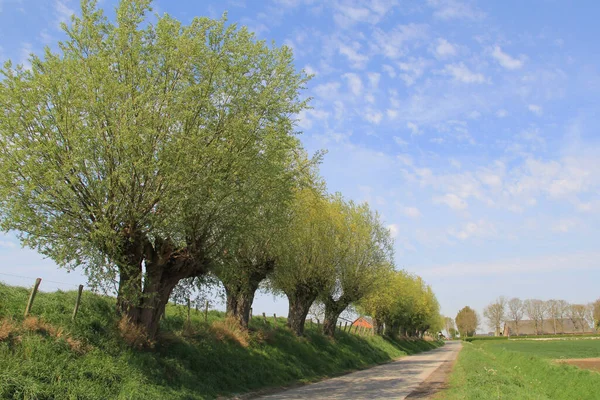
[0,282,442,399]
[485,339,600,359]
[462,336,508,342]
[440,340,600,399]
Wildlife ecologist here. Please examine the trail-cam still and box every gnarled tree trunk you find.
[322,297,350,337]
[116,236,210,341]
[286,287,319,336]
[218,260,275,329]
[372,318,384,335]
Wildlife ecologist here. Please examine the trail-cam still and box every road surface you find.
[257,341,462,400]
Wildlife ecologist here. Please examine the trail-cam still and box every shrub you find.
[210,317,250,347]
[118,316,153,349]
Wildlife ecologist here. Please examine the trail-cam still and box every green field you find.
[0,283,441,399]
[486,339,600,359]
[440,339,600,399]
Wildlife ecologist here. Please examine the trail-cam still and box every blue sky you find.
[1,0,600,331]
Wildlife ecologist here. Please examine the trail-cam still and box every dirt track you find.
[555,358,600,372]
[257,341,462,400]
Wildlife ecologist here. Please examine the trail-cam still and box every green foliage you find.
[0,0,309,331]
[442,340,600,399]
[455,306,478,337]
[358,270,442,335]
[0,283,442,399]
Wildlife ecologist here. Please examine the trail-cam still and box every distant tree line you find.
[0,0,443,341]
[484,297,600,336]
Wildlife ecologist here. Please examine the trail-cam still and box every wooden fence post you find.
[344,321,348,332]
[71,284,84,321]
[250,307,253,319]
[273,313,277,327]
[262,312,267,324]
[204,300,209,323]
[316,318,320,330]
[310,319,313,328]
[24,278,42,317]
[186,298,191,325]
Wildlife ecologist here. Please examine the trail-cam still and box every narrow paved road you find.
[258,341,462,400]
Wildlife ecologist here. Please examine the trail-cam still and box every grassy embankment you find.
[0,282,441,399]
[438,339,600,399]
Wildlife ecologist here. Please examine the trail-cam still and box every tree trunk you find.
[286,288,318,336]
[384,321,398,337]
[224,283,258,329]
[372,318,384,335]
[118,238,210,341]
[322,298,350,337]
[219,260,274,329]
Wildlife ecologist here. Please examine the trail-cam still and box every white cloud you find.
[0,240,16,249]
[372,23,428,59]
[387,224,399,238]
[491,46,524,70]
[314,81,341,99]
[19,42,33,70]
[297,109,330,129]
[365,109,383,124]
[367,72,380,89]
[448,220,496,240]
[496,109,508,118]
[401,206,422,218]
[442,63,486,84]
[387,109,399,120]
[342,72,363,96]
[427,0,485,20]
[434,38,457,58]
[552,219,579,233]
[393,135,407,146]
[421,252,600,277]
[55,0,74,26]
[398,57,429,86]
[406,121,421,135]
[332,1,398,27]
[304,64,317,76]
[382,64,396,78]
[528,104,543,115]
[338,41,369,69]
[433,193,468,210]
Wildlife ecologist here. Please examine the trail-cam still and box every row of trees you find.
[0,0,442,340]
[484,297,600,336]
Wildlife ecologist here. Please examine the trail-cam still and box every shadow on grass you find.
[0,283,441,400]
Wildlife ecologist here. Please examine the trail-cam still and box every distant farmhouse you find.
[352,316,373,329]
[503,318,594,336]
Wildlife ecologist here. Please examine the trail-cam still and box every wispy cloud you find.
[427,0,485,20]
[442,63,487,83]
[528,104,543,115]
[434,38,457,58]
[372,23,428,59]
[421,252,600,277]
[54,0,74,26]
[342,72,363,97]
[491,45,524,70]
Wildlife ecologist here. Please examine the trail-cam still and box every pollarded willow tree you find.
[320,196,394,337]
[357,270,441,338]
[270,186,341,336]
[212,151,320,329]
[0,0,309,338]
